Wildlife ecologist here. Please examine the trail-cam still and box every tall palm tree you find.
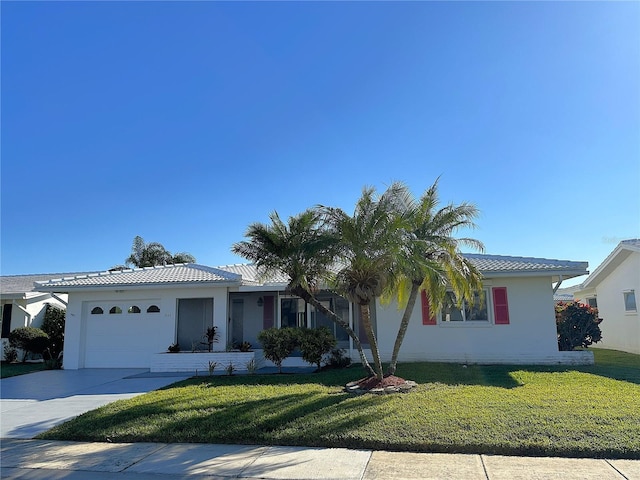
[231,209,375,375]
[321,183,411,381]
[125,236,196,268]
[385,179,484,375]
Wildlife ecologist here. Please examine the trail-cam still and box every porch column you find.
[213,289,229,349]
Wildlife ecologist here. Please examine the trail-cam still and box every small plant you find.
[258,327,298,374]
[3,343,18,363]
[298,327,336,370]
[246,358,258,374]
[208,360,218,376]
[43,348,62,370]
[238,341,252,352]
[326,348,351,369]
[202,326,220,352]
[556,301,603,351]
[168,343,181,353]
[224,361,236,376]
[9,327,50,362]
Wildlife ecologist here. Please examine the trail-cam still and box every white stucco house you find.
[0,274,74,360]
[574,239,640,354]
[32,252,592,370]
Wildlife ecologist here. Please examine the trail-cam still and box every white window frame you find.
[438,288,493,327]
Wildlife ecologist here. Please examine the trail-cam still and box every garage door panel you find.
[84,300,166,368]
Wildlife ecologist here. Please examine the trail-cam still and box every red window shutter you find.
[492,287,510,324]
[263,295,274,329]
[421,290,436,325]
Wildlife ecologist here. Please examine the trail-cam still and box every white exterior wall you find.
[577,253,640,354]
[63,286,230,369]
[373,276,576,364]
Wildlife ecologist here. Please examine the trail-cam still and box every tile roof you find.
[464,254,588,275]
[34,264,242,290]
[1,272,98,295]
[620,238,640,249]
[215,264,289,285]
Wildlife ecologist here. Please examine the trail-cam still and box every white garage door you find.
[83,300,165,368]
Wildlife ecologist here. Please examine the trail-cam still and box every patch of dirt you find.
[351,375,408,390]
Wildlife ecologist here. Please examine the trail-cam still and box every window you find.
[624,291,637,312]
[91,307,104,315]
[147,305,160,313]
[441,290,489,322]
[587,297,598,309]
[1,304,13,338]
[281,297,307,328]
[128,306,141,314]
[109,306,122,314]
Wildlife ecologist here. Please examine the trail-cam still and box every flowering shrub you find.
[555,301,603,351]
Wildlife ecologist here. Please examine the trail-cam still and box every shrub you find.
[298,327,336,370]
[258,327,298,373]
[325,348,352,369]
[556,301,603,351]
[168,343,181,353]
[41,304,65,358]
[3,343,18,363]
[9,327,50,361]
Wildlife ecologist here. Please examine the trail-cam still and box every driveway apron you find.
[0,369,190,439]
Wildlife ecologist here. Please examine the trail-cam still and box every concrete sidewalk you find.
[1,439,639,480]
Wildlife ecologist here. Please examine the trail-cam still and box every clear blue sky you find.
[2,2,639,287]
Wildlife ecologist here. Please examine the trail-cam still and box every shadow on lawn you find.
[40,387,389,445]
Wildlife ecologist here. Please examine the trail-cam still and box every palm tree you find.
[125,236,196,268]
[231,210,376,375]
[385,179,484,375]
[321,183,411,381]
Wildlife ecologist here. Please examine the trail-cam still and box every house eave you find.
[34,280,242,293]
[480,269,589,280]
[579,245,636,290]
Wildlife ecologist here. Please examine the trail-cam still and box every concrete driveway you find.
[0,369,191,439]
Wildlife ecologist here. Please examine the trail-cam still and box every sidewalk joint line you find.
[605,459,629,480]
[119,442,169,473]
[479,454,490,480]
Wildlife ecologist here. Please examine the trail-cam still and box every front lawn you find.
[38,349,640,459]
[1,362,46,378]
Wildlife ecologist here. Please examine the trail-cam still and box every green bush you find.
[3,343,18,363]
[556,301,603,351]
[41,304,65,358]
[298,327,336,370]
[9,327,50,361]
[257,327,299,373]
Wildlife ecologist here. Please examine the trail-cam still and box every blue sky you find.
[2,2,638,287]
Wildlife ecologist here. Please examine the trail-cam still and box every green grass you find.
[38,348,640,459]
[1,362,46,378]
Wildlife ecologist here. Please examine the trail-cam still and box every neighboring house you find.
[0,273,76,360]
[574,239,640,354]
[34,253,590,370]
[554,285,581,304]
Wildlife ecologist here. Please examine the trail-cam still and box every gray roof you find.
[19,253,589,293]
[464,254,588,278]
[34,264,242,291]
[1,272,98,296]
[215,264,290,286]
[225,254,588,287]
[620,238,640,249]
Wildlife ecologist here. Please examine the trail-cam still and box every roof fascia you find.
[480,269,588,280]
[581,246,633,289]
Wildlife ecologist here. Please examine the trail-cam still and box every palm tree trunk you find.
[292,287,375,376]
[360,302,384,381]
[387,281,421,376]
